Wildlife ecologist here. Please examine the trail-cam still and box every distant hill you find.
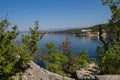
[87,23,108,32]
[48,23,108,34]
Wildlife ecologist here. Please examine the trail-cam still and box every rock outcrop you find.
[96,75,120,80]
[76,63,99,80]
[12,62,120,80]
[76,63,120,80]
[12,62,75,80]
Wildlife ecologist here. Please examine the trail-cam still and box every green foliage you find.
[21,21,45,56]
[63,50,89,74]
[62,38,90,77]
[97,0,120,74]
[102,0,120,42]
[97,44,120,74]
[88,23,108,32]
[45,42,56,54]
[0,19,43,80]
[41,42,68,76]
[41,41,90,78]
[78,50,89,68]
[44,51,67,76]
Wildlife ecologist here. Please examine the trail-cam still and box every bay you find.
[38,34,101,58]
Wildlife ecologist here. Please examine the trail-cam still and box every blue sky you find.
[0,0,112,31]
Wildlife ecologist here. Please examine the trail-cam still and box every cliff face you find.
[12,62,75,80]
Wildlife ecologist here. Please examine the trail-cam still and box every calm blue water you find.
[38,34,101,58]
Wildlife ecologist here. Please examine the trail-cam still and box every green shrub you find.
[98,44,120,74]
[41,42,68,76]
[0,19,43,80]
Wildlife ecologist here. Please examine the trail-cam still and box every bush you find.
[63,50,89,74]
[41,41,90,78]
[41,42,68,76]
[0,19,43,80]
[97,44,120,74]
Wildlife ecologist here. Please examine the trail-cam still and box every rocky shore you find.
[12,62,120,80]
[12,61,75,80]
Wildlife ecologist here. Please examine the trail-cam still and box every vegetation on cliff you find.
[0,19,44,80]
[97,0,120,74]
[40,38,91,78]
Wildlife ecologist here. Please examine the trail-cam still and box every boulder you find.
[76,63,99,80]
[12,61,75,80]
[96,75,120,80]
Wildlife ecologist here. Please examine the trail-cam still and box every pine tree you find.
[97,0,120,74]
[0,19,44,80]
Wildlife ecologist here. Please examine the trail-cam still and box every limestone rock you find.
[96,75,120,80]
[76,63,99,80]
[75,63,120,80]
[12,61,75,80]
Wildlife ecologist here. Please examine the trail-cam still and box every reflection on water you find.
[38,34,101,58]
